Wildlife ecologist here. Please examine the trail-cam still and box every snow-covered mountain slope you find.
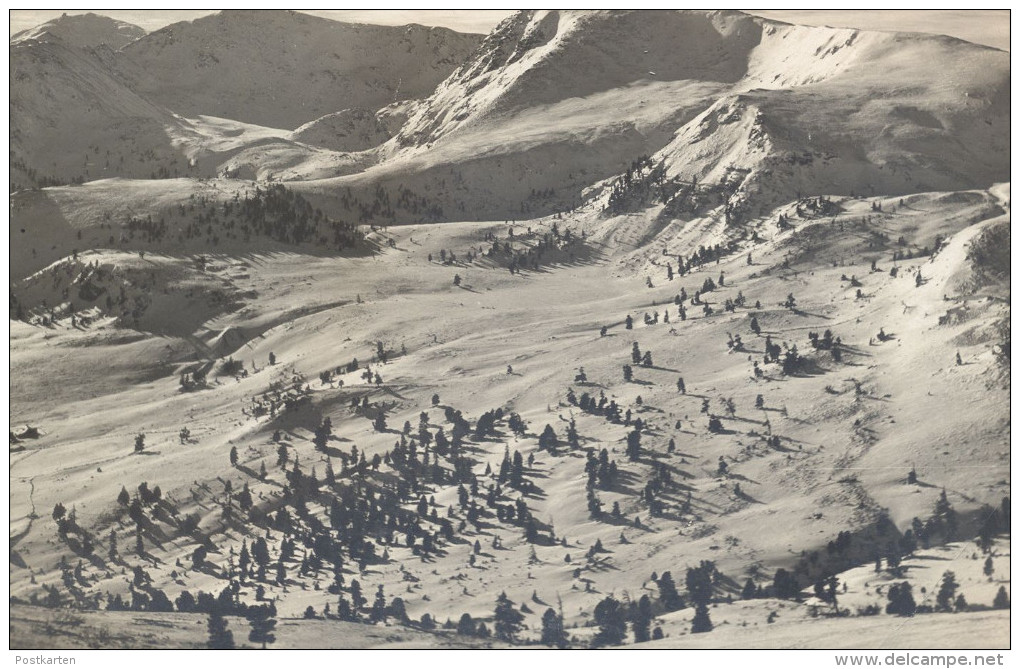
[648,28,1009,218]
[289,10,1007,223]
[9,184,1009,644]
[291,109,393,152]
[8,9,1009,650]
[113,10,482,130]
[11,12,145,50]
[9,35,195,190]
[9,11,481,192]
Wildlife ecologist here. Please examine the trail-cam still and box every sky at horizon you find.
[8,9,1011,51]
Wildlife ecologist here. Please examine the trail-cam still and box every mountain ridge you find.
[286,9,1008,223]
[112,9,484,129]
[11,11,145,49]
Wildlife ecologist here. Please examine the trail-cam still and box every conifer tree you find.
[686,561,716,606]
[936,571,958,611]
[656,571,683,611]
[539,424,559,453]
[389,597,408,623]
[350,579,367,610]
[493,592,524,642]
[336,593,354,621]
[207,610,235,649]
[510,451,525,488]
[540,607,568,648]
[457,613,476,636]
[886,582,916,616]
[626,430,641,461]
[631,594,653,643]
[246,604,277,649]
[691,603,713,633]
[371,584,387,623]
[591,596,627,647]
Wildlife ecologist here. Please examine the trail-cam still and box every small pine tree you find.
[742,578,757,600]
[389,597,408,623]
[350,579,366,610]
[229,446,238,466]
[207,610,235,649]
[336,594,354,621]
[691,603,713,633]
[538,424,558,453]
[686,561,715,607]
[626,429,641,461]
[493,592,524,643]
[936,571,958,611]
[591,596,627,647]
[993,586,1010,609]
[247,605,277,649]
[313,426,328,452]
[886,582,916,616]
[540,607,568,648]
[371,584,387,623]
[656,571,683,611]
[631,594,652,643]
[457,613,476,636]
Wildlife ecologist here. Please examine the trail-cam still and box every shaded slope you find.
[11,12,145,49]
[9,36,194,190]
[115,10,482,129]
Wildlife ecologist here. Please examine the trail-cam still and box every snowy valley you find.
[8,10,1010,650]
